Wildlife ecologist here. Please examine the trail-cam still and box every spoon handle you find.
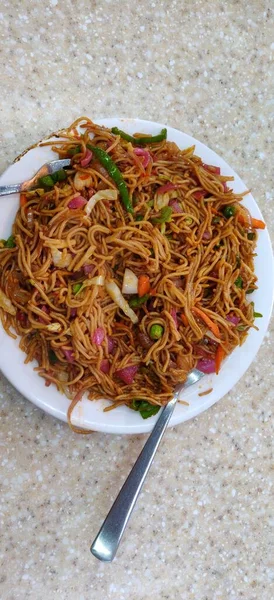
[90,395,178,562]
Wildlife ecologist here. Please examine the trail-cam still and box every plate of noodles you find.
[0,118,273,434]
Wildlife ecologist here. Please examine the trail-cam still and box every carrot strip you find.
[215,345,225,374]
[150,287,157,296]
[20,193,27,207]
[180,313,189,327]
[138,275,150,297]
[192,306,220,339]
[238,213,265,230]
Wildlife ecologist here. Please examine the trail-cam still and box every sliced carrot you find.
[238,213,265,230]
[80,173,91,181]
[20,193,27,207]
[180,313,189,327]
[138,274,150,297]
[215,345,225,374]
[192,306,220,339]
[211,207,220,215]
[150,287,157,296]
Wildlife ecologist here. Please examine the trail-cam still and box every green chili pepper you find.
[49,349,58,364]
[72,283,83,295]
[87,144,133,214]
[149,324,164,340]
[38,175,54,187]
[131,399,161,419]
[67,145,81,156]
[234,276,243,288]
[135,214,143,222]
[152,206,172,224]
[129,294,150,308]
[39,169,67,188]
[247,232,256,241]
[222,205,236,219]
[4,235,16,248]
[111,127,167,146]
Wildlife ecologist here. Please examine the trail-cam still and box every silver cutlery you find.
[90,368,204,562]
[0,159,71,197]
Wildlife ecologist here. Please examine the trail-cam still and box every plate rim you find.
[0,117,273,434]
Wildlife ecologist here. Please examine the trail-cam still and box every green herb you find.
[146,200,154,208]
[135,214,143,222]
[222,205,236,219]
[236,255,241,268]
[212,216,221,224]
[152,206,172,224]
[246,288,255,294]
[131,399,161,419]
[68,145,81,156]
[234,276,243,288]
[247,232,256,241]
[129,294,150,308]
[250,302,263,318]
[4,235,16,248]
[87,144,133,214]
[149,324,164,340]
[111,127,167,146]
[72,283,83,295]
[49,349,58,364]
[237,324,248,331]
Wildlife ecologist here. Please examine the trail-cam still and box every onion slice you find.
[92,327,105,346]
[122,268,138,295]
[0,289,16,315]
[105,279,138,324]
[85,189,118,216]
[115,365,139,384]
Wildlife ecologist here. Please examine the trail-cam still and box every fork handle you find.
[90,394,178,562]
[0,184,22,196]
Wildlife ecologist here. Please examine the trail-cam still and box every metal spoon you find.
[0,159,71,196]
[90,368,204,562]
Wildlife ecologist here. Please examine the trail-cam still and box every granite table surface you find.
[0,1,273,599]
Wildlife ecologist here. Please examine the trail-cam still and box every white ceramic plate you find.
[0,118,273,434]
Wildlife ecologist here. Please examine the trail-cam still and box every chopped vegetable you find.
[215,345,225,374]
[72,283,83,295]
[137,331,154,349]
[105,279,138,324]
[83,264,94,275]
[80,149,93,167]
[222,205,236,219]
[254,311,263,318]
[38,175,54,187]
[62,348,74,363]
[115,365,139,384]
[197,357,216,374]
[131,399,161,419]
[85,188,118,216]
[87,144,133,214]
[111,126,167,146]
[246,288,255,294]
[234,276,243,288]
[192,307,220,339]
[149,324,164,340]
[238,214,266,229]
[122,268,138,295]
[128,294,150,308]
[226,314,240,326]
[152,206,172,224]
[135,214,143,222]
[138,274,150,298]
[49,349,58,364]
[4,235,16,248]
[180,313,189,327]
[92,327,105,346]
[107,336,117,354]
[74,171,92,191]
[156,182,179,195]
[212,216,221,224]
[0,289,16,315]
[133,148,151,168]
[170,308,178,329]
[20,193,27,207]
[100,359,110,374]
[202,164,221,175]
[81,276,105,289]
[51,248,71,268]
[68,195,87,209]
[185,217,193,226]
[247,232,256,240]
[169,199,182,213]
[39,170,67,187]
[47,322,61,332]
[193,190,206,200]
[68,145,81,156]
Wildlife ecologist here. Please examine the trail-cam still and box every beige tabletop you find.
[1,1,273,599]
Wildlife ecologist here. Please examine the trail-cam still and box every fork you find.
[0,159,71,197]
[90,368,204,562]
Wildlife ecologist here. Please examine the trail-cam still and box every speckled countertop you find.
[1,1,274,599]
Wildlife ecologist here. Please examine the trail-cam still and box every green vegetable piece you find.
[72,283,83,295]
[152,206,172,224]
[246,288,255,294]
[146,200,154,208]
[68,145,81,156]
[131,399,161,419]
[222,205,236,219]
[128,294,149,308]
[149,324,164,340]
[87,144,133,214]
[236,255,241,268]
[39,175,55,187]
[49,349,58,364]
[4,235,16,248]
[212,216,221,224]
[247,232,256,240]
[234,276,243,288]
[237,324,248,331]
[111,127,167,146]
[135,214,143,222]
[254,311,263,318]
